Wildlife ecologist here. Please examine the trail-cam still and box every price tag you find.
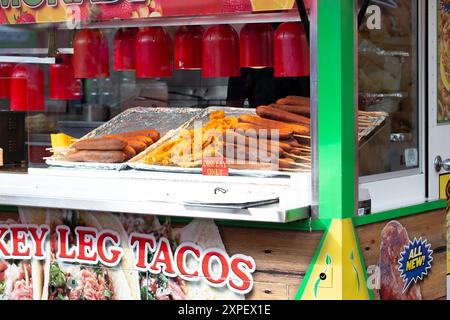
[202,157,229,176]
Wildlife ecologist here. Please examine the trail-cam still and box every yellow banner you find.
[439,173,450,200]
[250,0,296,11]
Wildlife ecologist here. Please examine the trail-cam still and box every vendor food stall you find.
[0,0,447,300]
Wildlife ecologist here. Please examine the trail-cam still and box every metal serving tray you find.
[46,107,202,170]
[129,107,293,178]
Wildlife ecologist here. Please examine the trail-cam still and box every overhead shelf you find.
[0,48,73,55]
[0,55,56,64]
[0,168,311,223]
[75,11,302,29]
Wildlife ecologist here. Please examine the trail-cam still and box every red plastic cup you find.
[10,64,45,111]
[202,25,240,77]
[274,22,310,77]
[174,26,204,70]
[73,29,110,78]
[240,23,273,68]
[114,28,138,71]
[136,27,173,78]
[50,55,83,100]
[0,62,14,98]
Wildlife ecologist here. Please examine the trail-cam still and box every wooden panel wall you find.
[1,209,446,300]
[357,209,447,300]
[218,226,323,300]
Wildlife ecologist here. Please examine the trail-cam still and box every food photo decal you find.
[0,222,256,295]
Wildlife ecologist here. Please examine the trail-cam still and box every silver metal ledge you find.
[0,168,311,223]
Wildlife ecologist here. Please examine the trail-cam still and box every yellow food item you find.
[51,133,76,149]
[144,111,237,167]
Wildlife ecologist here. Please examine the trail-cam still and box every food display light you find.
[73,29,110,78]
[136,27,173,78]
[99,31,111,77]
[49,54,83,100]
[113,27,139,71]
[0,63,14,99]
[274,22,310,77]
[174,25,204,70]
[240,23,274,68]
[202,24,240,77]
[10,64,45,111]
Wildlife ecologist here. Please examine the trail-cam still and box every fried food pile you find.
[144,100,312,172]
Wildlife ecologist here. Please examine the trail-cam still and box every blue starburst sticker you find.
[398,238,433,293]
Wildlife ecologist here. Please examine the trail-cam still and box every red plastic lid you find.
[136,27,173,78]
[113,28,138,71]
[274,22,310,77]
[10,64,45,111]
[73,29,110,78]
[174,26,204,70]
[50,55,83,100]
[240,23,274,68]
[202,24,240,78]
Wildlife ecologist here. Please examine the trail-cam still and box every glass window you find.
[358,0,420,177]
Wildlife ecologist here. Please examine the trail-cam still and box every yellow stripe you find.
[301,219,370,300]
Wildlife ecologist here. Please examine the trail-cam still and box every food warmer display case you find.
[0,0,447,301]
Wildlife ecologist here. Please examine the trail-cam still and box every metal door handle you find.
[434,156,450,172]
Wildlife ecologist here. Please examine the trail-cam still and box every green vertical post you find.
[295,0,371,300]
[317,0,357,220]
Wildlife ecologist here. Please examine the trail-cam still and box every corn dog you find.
[256,105,310,126]
[239,114,310,136]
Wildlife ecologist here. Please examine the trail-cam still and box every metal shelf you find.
[0,168,311,223]
[0,55,56,64]
[359,47,410,58]
[0,48,73,55]
[75,11,301,29]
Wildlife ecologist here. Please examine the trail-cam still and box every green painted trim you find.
[0,205,18,213]
[168,216,328,231]
[295,219,332,300]
[2,201,445,231]
[318,0,356,219]
[353,200,446,227]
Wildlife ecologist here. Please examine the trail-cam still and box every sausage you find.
[126,140,148,154]
[256,105,310,126]
[108,134,154,146]
[223,131,292,153]
[65,150,127,163]
[239,114,310,136]
[223,142,277,164]
[277,96,310,106]
[270,103,310,116]
[131,136,154,146]
[279,158,301,169]
[282,138,303,149]
[116,129,161,142]
[232,122,294,140]
[72,137,127,151]
[123,145,137,160]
